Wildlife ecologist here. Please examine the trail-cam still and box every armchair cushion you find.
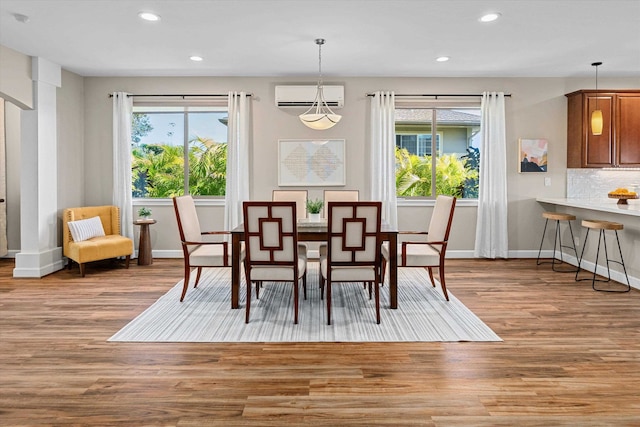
[67,216,105,242]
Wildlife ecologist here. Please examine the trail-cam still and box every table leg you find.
[231,233,240,309]
[389,232,398,309]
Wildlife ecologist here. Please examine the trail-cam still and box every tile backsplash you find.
[567,169,640,199]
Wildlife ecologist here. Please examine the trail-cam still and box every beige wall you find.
[2,43,639,257]
[79,75,639,256]
[57,70,85,211]
[0,45,33,110]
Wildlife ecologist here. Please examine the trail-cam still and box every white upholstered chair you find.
[272,190,308,220]
[323,190,359,219]
[382,195,456,301]
[173,195,240,302]
[243,201,307,324]
[320,201,383,325]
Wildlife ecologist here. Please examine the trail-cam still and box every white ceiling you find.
[1,0,639,78]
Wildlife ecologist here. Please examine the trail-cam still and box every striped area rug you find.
[109,263,501,343]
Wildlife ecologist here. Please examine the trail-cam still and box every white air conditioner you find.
[275,85,344,109]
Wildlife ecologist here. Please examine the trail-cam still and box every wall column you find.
[13,57,64,277]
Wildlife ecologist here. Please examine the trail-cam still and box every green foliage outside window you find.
[395,147,478,198]
[132,136,227,198]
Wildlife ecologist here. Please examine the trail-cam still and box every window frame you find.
[394,100,481,200]
[131,102,229,199]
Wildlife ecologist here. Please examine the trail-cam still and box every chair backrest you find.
[327,201,381,266]
[272,190,308,219]
[323,190,359,219]
[243,201,299,266]
[173,195,203,253]
[427,195,457,243]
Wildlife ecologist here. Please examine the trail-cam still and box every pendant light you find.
[591,61,603,136]
[299,38,341,130]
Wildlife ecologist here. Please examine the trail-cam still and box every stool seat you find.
[543,212,576,221]
[582,220,623,231]
[576,219,630,292]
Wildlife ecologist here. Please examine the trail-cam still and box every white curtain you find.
[370,91,398,229]
[474,92,508,258]
[112,92,134,240]
[224,91,250,231]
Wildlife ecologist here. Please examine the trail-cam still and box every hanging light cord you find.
[592,61,602,110]
[314,38,330,115]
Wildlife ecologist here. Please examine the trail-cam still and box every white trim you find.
[132,198,225,207]
[397,198,477,207]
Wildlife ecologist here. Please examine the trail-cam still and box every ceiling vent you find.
[275,85,344,109]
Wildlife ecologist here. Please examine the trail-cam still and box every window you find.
[131,105,228,198]
[394,107,481,199]
[396,133,441,156]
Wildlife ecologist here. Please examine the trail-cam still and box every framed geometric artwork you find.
[278,139,346,186]
[519,138,548,173]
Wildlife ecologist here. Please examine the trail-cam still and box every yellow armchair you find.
[63,205,134,277]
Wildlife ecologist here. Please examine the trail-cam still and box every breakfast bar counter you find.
[536,197,640,289]
[536,197,640,217]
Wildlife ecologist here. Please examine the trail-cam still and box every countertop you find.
[536,197,640,217]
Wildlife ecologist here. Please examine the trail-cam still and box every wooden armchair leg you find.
[125,255,131,269]
[180,265,191,302]
[79,263,86,277]
[427,267,437,287]
[194,267,203,288]
[439,266,450,301]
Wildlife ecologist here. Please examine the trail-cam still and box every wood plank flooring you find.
[1,258,639,426]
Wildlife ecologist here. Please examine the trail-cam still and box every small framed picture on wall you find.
[519,138,548,173]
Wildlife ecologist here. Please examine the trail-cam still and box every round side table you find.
[133,219,157,265]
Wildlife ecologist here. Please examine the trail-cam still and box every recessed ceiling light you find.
[138,11,161,21]
[479,12,501,22]
[436,56,450,62]
[13,13,30,23]
[190,56,203,62]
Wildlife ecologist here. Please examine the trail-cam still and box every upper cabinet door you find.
[584,94,614,167]
[617,94,640,167]
[566,90,640,168]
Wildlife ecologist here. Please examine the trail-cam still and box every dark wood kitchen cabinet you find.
[566,90,640,168]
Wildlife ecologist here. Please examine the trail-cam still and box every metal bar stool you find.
[536,212,579,272]
[575,219,631,292]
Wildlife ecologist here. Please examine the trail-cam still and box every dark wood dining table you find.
[230,220,399,310]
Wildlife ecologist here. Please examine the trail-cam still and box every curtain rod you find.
[366,93,511,98]
[108,93,253,98]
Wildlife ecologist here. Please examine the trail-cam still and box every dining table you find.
[230,219,399,310]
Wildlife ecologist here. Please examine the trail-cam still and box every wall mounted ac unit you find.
[275,85,344,109]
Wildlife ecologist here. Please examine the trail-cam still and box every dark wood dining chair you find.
[243,201,307,324]
[320,201,383,325]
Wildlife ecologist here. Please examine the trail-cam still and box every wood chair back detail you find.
[382,195,456,301]
[242,201,307,324]
[321,201,383,325]
[272,190,308,219]
[173,195,235,302]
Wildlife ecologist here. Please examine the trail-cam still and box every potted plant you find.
[137,207,153,221]
[306,198,323,222]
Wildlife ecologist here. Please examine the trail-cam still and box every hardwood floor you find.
[1,257,639,426]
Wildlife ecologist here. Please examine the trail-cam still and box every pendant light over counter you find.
[299,38,342,130]
[591,61,603,136]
